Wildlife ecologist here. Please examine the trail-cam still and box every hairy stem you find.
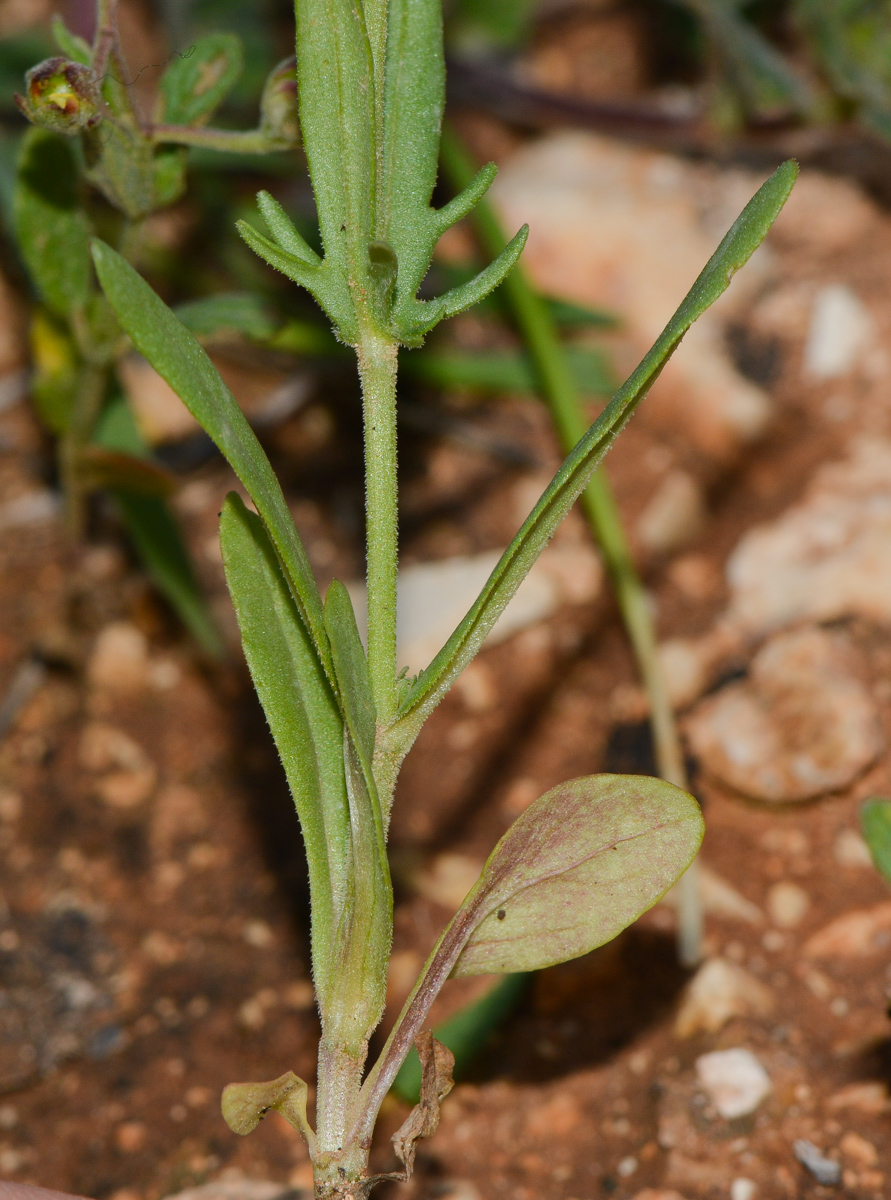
[149,125,287,154]
[440,126,703,966]
[357,333,399,725]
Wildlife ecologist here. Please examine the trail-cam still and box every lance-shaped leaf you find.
[387,159,797,748]
[91,239,332,677]
[294,0,375,343]
[157,33,243,127]
[15,129,91,318]
[222,1071,315,1147]
[861,797,891,888]
[352,773,702,1141]
[219,494,350,1007]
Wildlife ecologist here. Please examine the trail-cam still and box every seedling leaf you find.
[222,1071,315,1146]
[452,774,703,976]
[861,797,891,887]
[392,159,798,739]
[91,239,332,675]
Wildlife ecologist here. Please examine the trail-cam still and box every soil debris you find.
[674,957,774,1038]
[694,1048,771,1119]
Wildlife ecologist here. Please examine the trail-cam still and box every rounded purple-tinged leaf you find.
[452,774,703,977]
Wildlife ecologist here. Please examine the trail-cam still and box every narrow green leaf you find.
[256,190,322,266]
[380,0,446,316]
[452,775,703,976]
[324,581,377,768]
[14,128,91,317]
[861,797,891,887]
[294,0,375,341]
[219,494,351,1005]
[392,160,797,738]
[91,239,332,675]
[175,293,279,340]
[157,33,243,127]
[391,974,527,1103]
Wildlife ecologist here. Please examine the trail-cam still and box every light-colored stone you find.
[675,957,774,1038]
[730,1181,757,1200]
[695,1048,771,1119]
[726,438,891,634]
[662,864,763,925]
[685,627,882,803]
[794,1140,842,1186]
[491,133,773,462]
[827,1082,889,1114]
[766,882,810,929]
[803,901,891,958]
[834,827,873,868]
[349,542,601,674]
[840,1131,878,1167]
[86,622,149,694]
[0,490,60,531]
[636,471,706,555]
[803,284,874,380]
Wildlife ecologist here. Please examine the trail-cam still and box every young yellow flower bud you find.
[16,57,101,135]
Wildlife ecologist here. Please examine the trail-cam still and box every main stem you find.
[357,332,400,725]
[440,127,703,966]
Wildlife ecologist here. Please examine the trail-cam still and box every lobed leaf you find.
[861,797,891,888]
[14,129,91,318]
[451,775,703,976]
[91,239,331,675]
[157,33,243,127]
[219,494,350,1005]
[389,159,798,744]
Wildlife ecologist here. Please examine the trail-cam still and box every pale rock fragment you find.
[0,490,60,531]
[840,1131,878,1168]
[685,627,882,803]
[794,1140,842,1186]
[695,1048,771,1119]
[120,355,200,444]
[662,864,763,925]
[636,471,706,555]
[803,285,874,380]
[766,882,810,929]
[79,723,157,809]
[349,543,602,674]
[414,853,483,911]
[161,1182,301,1200]
[827,1082,890,1115]
[675,957,775,1038]
[833,827,873,869]
[803,901,891,958]
[491,132,773,462]
[86,622,149,694]
[726,438,891,634]
[730,1181,757,1200]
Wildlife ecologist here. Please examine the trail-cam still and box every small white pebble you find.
[731,1179,757,1200]
[616,1157,637,1178]
[0,1105,18,1130]
[243,919,274,948]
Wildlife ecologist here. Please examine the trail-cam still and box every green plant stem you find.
[60,360,108,537]
[357,333,400,726]
[440,125,703,967]
[149,125,289,154]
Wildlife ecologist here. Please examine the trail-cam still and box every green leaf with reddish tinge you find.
[452,774,703,976]
[861,797,891,888]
